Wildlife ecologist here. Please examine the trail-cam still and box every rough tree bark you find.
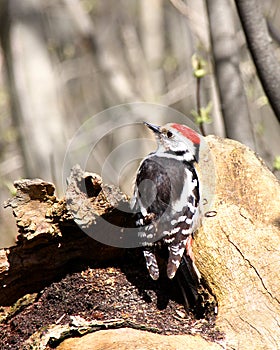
[235,0,280,122]
[1,136,280,349]
[195,136,280,349]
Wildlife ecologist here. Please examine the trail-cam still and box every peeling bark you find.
[1,173,126,305]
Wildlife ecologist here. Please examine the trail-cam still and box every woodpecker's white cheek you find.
[161,139,171,150]
[157,141,167,153]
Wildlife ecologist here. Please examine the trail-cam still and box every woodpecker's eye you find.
[166,130,173,138]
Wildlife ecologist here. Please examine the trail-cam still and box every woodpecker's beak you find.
[144,122,160,134]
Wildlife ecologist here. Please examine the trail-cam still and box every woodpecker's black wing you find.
[133,153,201,285]
[132,154,187,280]
[134,155,186,226]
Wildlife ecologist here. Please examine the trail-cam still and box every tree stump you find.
[1,135,279,349]
[195,136,280,349]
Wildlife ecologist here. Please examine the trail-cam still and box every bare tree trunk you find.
[1,0,66,187]
[235,0,280,123]
[0,0,30,177]
[206,0,255,150]
[140,0,165,96]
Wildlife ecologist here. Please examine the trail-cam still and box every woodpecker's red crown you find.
[170,123,200,145]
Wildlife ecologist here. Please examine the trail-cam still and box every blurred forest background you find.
[0,0,280,247]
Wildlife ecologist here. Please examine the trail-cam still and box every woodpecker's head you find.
[144,122,200,162]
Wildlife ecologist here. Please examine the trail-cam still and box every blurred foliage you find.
[191,101,212,126]
[273,155,280,171]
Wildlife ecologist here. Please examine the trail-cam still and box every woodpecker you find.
[131,122,202,282]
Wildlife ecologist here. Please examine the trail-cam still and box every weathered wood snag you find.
[194,136,280,349]
[1,135,280,349]
[1,172,127,306]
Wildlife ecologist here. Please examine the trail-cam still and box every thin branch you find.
[195,76,206,136]
[168,0,208,48]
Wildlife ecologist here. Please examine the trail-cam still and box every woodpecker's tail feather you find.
[176,252,201,310]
